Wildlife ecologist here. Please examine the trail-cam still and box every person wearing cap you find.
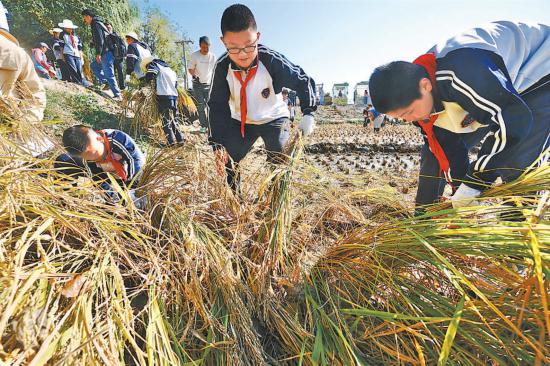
[31,42,55,79]
[82,9,121,100]
[125,31,151,80]
[141,56,184,145]
[50,27,69,81]
[58,19,84,84]
[189,36,216,133]
[0,1,46,123]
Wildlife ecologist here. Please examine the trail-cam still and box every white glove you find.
[298,114,315,136]
[125,75,131,82]
[451,183,481,208]
[129,189,148,210]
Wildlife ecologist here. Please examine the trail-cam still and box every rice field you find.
[0,92,549,365]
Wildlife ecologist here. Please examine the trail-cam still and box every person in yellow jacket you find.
[0,3,46,123]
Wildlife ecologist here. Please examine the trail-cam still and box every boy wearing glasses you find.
[208,4,317,192]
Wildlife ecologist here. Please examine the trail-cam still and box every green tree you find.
[4,0,138,52]
[139,7,187,76]
[4,1,188,78]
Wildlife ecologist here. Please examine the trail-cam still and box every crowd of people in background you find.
[22,6,224,144]
[23,6,217,145]
[28,10,152,102]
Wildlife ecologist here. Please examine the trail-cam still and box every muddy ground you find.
[241,104,423,204]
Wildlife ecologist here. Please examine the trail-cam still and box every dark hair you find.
[281,89,288,95]
[221,4,257,35]
[199,36,210,45]
[81,9,95,17]
[104,21,111,27]
[63,125,92,155]
[368,61,428,113]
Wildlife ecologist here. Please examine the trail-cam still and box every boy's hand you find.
[96,54,101,63]
[298,114,315,136]
[214,148,229,176]
[451,183,481,208]
[130,190,147,210]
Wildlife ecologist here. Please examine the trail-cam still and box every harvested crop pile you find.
[1,101,549,365]
[121,83,198,142]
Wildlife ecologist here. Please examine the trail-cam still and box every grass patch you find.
[44,90,119,130]
[43,87,159,151]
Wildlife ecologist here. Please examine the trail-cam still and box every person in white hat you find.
[31,42,55,79]
[125,31,151,80]
[58,19,84,84]
[0,2,47,123]
[50,27,69,80]
[141,56,184,145]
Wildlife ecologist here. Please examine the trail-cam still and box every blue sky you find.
[135,0,550,93]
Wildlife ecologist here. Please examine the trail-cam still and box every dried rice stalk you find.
[1,96,548,365]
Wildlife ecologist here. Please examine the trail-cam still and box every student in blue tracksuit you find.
[368,106,384,133]
[208,4,317,192]
[58,19,83,84]
[125,32,151,80]
[51,28,70,81]
[369,21,550,210]
[55,125,146,207]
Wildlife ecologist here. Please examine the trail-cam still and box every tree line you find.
[5,0,187,75]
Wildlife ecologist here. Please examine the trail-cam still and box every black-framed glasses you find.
[226,38,258,54]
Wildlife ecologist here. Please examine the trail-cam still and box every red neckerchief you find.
[96,131,128,181]
[233,59,259,138]
[413,53,454,188]
[67,31,77,51]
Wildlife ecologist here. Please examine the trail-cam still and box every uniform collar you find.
[432,94,445,115]
[413,52,445,116]
[230,57,258,72]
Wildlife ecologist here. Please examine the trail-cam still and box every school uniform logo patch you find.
[261,88,270,98]
[461,114,476,128]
